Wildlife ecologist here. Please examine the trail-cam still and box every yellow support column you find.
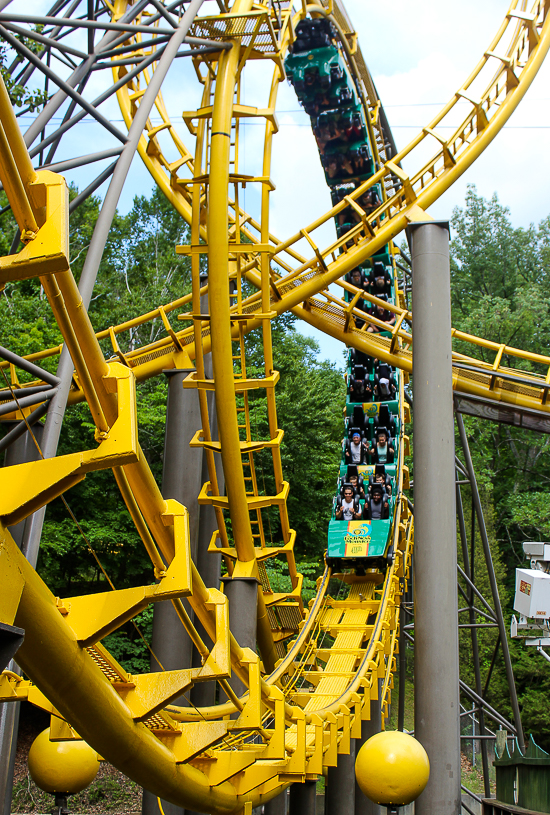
[207,0,277,671]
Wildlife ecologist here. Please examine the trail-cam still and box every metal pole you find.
[221,577,258,698]
[456,412,525,752]
[190,433,222,707]
[162,369,203,561]
[0,401,49,454]
[0,423,43,815]
[397,600,406,732]
[191,288,223,709]
[410,221,460,815]
[326,742,356,815]
[142,367,204,815]
[355,691,383,815]
[39,147,123,174]
[455,479,490,795]
[68,160,118,213]
[0,702,18,815]
[264,790,287,815]
[59,0,204,297]
[289,780,316,815]
[151,367,204,684]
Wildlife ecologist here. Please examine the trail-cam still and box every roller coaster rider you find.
[348,266,365,291]
[345,430,364,464]
[366,298,396,333]
[363,483,390,520]
[335,486,362,520]
[370,428,395,465]
[371,465,392,497]
[358,186,381,215]
[368,261,392,297]
[344,465,366,499]
[349,370,372,400]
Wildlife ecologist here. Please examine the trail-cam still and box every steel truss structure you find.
[0,0,549,813]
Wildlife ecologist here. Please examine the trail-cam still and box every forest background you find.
[2,181,550,755]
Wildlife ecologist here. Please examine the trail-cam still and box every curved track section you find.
[0,1,548,812]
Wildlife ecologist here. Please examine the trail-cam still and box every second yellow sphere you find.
[28,729,99,794]
[355,730,430,805]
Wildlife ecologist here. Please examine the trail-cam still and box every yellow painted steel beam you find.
[1,523,271,814]
[201,0,279,671]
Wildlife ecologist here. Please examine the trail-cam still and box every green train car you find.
[284,17,402,573]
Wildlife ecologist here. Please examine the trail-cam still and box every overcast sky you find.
[21,0,550,365]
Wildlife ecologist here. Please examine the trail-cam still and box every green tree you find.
[448,186,550,748]
[0,32,49,112]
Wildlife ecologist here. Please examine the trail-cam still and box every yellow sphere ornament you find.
[355,731,430,805]
[28,729,99,794]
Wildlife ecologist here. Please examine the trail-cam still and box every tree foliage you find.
[0,32,49,112]
[448,186,550,748]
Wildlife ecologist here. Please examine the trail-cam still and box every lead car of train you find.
[284,17,408,572]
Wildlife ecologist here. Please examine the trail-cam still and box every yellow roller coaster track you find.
[0,1,549,812]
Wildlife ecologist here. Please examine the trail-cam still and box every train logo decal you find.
[344,522,371,557]
[363,403,379,417]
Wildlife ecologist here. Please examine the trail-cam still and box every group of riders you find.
[285,19,400,527]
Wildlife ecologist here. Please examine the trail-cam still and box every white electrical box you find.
[514,569,550,619]
[523,542,550,561]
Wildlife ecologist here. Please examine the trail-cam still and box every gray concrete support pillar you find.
[326,742,356,815]
[190,432,223,707]
[264,790,288,815]
[162,368,204,556]
[222,577,258,698]
[143,370,203,815]
[410,222,460,815]
[355,691,383,815]
[0,424,43,815]
[190,311,223,709]
[151,369,202,671]
[150,367,204,681]
[289,780,316,815]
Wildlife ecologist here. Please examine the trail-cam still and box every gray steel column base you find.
[0,696,20,815]
[289,780,316,815]
[355,695,383,815]
[326,743,356,815]
[410,221,461,815]
[149,601,193,682]
[143,368,204,815]
[222,577,258,698]
[191,382,222,710]
[264,790,288,815]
